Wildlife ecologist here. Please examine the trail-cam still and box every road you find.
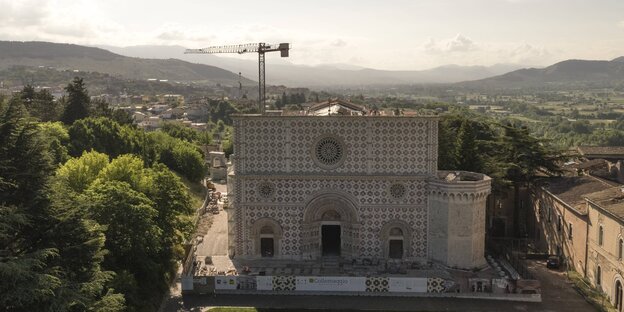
[524,259,596,312]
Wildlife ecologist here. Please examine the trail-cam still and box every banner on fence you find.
[296,276,366,292]
[256,276,273,291]
[389,277,427,293]
[214,276,237,289]
[213,275,432,293]
[181,276,194,291]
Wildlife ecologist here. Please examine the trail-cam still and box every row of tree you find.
[439,109,565,235]
[1,78,207,311]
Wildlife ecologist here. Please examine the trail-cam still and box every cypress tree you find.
[61,77,90,125]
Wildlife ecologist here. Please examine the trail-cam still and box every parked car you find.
[546,256,561,269]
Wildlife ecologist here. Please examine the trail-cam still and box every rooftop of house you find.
[307,99,367,116]
[542,175,615,213]
[577,158,609,170]
[585,187,624,220]
[578,146,624,159]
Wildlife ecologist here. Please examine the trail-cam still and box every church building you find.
[226,109,491,270]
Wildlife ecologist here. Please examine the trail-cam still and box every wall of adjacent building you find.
[528,188,588,275]
[586,203,624,304]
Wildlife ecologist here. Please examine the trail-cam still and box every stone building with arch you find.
[529,174,624,311]
[226,115,491,270]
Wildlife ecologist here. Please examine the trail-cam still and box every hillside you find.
[0,41,253,86]
[460,57,624,89]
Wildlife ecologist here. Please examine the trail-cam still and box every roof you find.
[577,158,608,170]
[542,175,614,213]
[585,187,624,220]
[308,100,367,116]
[578,146,624,159]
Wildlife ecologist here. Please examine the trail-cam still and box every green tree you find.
[61,77,90,125]
[0,206,61,312]
[38,122,70,165]
[437,119,457,170]
[91,99,133,126]
[55,151,110,193]
[0,96,52,208]
[97,154,150,192]
[158,140,206,183]
[84,180,163,311]
[208,100,238,124]
[455,120,483,173]
[498,124,565,235]
[146,164,194,272]
[0,96,123,312]
[68,117,148,160]
[21,86,60,122]
[160,122,200,143]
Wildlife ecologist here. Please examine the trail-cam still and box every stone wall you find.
[428,171,491,269]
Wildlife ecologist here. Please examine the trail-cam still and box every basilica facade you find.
[226,114,491,269]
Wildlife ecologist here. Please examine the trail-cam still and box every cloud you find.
[506,43,551,64]
[155,25,216,43]
[0,0,49,27]
[330,39,347,47]
[424,34,479,54]
[0,0,126,44]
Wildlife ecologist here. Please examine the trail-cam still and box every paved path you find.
[196,182,229,257]
[196,210,228,257]
[524,259,596,312]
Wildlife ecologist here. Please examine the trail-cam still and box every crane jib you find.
[184,42,290,115]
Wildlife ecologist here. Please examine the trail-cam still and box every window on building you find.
[557,215,562,232]
[599,226,604,246]
[619,239,623,260]
[597,266,602,286]
[568,223,573,240]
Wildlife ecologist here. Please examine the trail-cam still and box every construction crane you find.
[185,43,290,114]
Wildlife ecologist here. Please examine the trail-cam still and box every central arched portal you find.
[302,192,359,259]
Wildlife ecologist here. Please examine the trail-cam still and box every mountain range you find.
[1,41,623,89]
[461,57,624,89]
[99,44,524,87]
[0,41,253,86]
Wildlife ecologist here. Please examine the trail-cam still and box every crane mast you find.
[185,42,290,115]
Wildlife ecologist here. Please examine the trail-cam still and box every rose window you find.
[389,183,406,199]
[315,137,344,167]
[258,182,276,198]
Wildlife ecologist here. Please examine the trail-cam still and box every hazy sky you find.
[1,0,623,70]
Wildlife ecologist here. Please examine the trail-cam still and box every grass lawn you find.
[177,173,207,209]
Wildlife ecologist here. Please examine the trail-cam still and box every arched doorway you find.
[302,192,359,259]
[381,220,412,260]
[251,218,283,258]
[320,210,342,256]
[260,226,275,257]
[388,227,404,259]
[616,280,623,311]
